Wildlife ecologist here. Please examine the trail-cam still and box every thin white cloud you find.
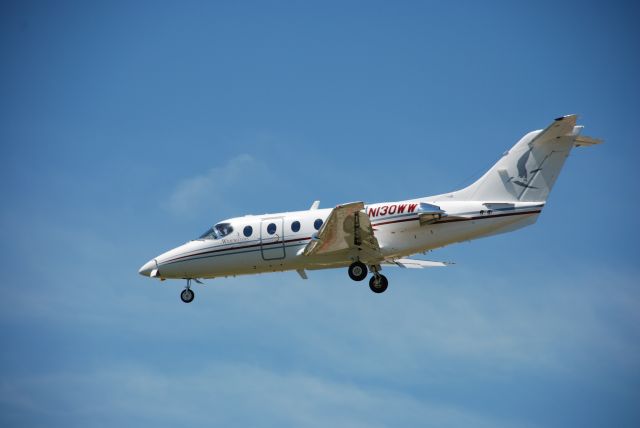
[0,363,528,428]
[2,234,639,428]
[165,154,275,217]
[5,263,638,378]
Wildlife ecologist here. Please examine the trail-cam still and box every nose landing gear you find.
[180,279,196,303]
[180,288,195,303]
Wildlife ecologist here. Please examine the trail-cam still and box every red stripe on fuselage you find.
[370,209,541,227]
[163,237,312,265]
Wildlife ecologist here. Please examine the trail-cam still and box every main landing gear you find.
[348,261,368,281]
[180,279,195,303]
[369,274,388,294]
[347,261,389,293]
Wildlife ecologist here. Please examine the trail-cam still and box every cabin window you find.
[314,218,323,230]
[267,223,277,235]
[291,220,300,232]
[198,228,216,240]
[243,225,253,237]
[198,222,234,240]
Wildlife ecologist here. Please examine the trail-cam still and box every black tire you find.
[369,274,388,293]
[180,288,195,303]
[348,261,368,281]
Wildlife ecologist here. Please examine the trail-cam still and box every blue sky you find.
[1,1,639,427]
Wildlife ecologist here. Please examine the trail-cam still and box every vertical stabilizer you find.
[444,115,601,202]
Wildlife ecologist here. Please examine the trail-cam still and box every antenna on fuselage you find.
[310,200,320,210]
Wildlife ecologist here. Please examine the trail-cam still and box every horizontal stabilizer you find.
[383,258,453,268]
[574,135,603,147]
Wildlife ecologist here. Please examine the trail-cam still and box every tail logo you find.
[511,149,539,189]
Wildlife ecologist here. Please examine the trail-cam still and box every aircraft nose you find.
[138,259,155,277]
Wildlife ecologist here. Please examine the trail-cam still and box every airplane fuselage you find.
[141,199,542,280]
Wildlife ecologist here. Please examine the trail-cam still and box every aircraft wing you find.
[383,258,453,268]
[302,202,382,261]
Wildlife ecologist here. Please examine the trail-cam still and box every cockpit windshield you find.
[198,222,234,240]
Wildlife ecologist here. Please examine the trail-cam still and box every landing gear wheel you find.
[180,288,195,303]
[348,261,368,281]
[369,274,388,293]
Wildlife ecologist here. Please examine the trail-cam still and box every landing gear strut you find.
[369,274,389,293]
[348,261,368,281]
[181,279,195,303]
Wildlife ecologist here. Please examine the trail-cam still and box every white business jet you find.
[139,115,601,302]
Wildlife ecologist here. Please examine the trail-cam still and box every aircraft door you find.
[260,218,285,260]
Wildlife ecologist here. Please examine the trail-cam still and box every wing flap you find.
[302,202,382,261]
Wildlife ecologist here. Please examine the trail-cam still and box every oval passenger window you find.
[267,223,277,235]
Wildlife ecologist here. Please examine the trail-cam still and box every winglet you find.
[310,200,320,210]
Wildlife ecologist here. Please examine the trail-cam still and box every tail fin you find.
[447,115,602,202]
